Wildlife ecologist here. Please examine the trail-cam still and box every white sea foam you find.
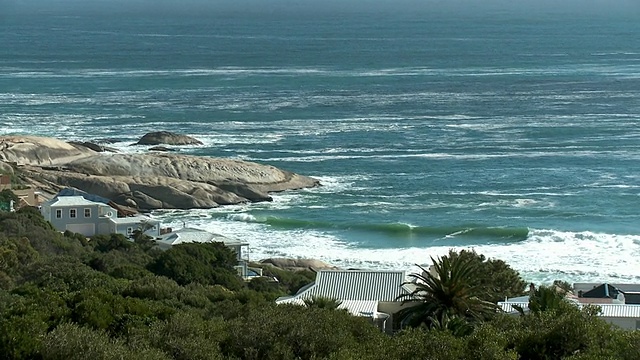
[153,204,640,285]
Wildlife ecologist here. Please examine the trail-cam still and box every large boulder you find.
[0,135,97,165]
[259,258,338,272]
[135,131,203,146]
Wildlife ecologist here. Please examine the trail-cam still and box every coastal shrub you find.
[0,235,40,276]
[222,304,380,360]
[69,285,178,335]
[0,189,18,204]
[507,305,610,360]
[387,328,466,360]
[130,312,227,360]
[147,242,244,290]
[0,311,48,359]
[247,276,282,296]
[20,256,125,293]
[88,245,156,278]
[42,323,170,360]
[446,249,526,303]
[253,264,316,294]
[110,264,153,280]
[92,233,134,253]
[0,207,90,260]
[463,323,518,360]
[123,275,183,302]
[0,285,72,359]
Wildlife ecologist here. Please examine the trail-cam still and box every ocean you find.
[2,2,640,284]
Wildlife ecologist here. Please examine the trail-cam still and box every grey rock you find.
[135,131,203,146]
[0,135,97,165]
[259,258,338,271]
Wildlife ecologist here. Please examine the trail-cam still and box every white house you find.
[276,269,418,332]
[499,283,640,331]
[40,195,160,238]
[156,227,251,279]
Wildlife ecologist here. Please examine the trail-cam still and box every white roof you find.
[277,298,380,317]
[45,196,105,207]
[499,301,640,318]
[276,270,413,317]
[157,227,248,247]
[109,215,159,225]
[277,269,411,303]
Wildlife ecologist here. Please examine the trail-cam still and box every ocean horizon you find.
[2,1,640,284]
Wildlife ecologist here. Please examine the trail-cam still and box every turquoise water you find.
[2,3,640,283]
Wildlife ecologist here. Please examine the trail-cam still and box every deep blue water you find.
[2,3,640,283]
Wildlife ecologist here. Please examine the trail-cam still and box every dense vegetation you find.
[1,205,639,359]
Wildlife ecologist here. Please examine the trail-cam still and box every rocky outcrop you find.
[23,169,246,209]
[4,135,320,210]
[0,136,97,166]
[135,131,203,146]
[69,141,118,153]
[259,258,338,272]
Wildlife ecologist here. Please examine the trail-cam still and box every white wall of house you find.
[603,317,638,330]
[41,196,160,238]
[378,301,420,333]
[41,198,115,237]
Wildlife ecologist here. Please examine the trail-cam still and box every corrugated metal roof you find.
[157,227,248,247]
[499,301,640,318]
[280,270,409,302]
[598,304,640,318]
[276,298,379,317]
[313,270,408,301]
[499,302,529,313]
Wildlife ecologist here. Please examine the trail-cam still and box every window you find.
[55,209,62,218]
[84,208,91,218]
[69,209,77,218]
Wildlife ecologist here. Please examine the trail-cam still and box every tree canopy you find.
[0,201,639,359]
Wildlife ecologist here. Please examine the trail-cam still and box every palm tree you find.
[396,253,497,330]
[303,296,343,310]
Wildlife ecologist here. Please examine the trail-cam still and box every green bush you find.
[147,242,244,290]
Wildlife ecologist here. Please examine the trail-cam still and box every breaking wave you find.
[224,214,529,241]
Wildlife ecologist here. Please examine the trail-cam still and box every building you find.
[40,195,160,238]
[276,270,418,332]
[0,174,40,207]
[574,283,640,305]
[499,283,640,330]
[156,227,252,279]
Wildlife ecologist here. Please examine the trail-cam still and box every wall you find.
[378,301,420,333]
[603,317,637,330]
